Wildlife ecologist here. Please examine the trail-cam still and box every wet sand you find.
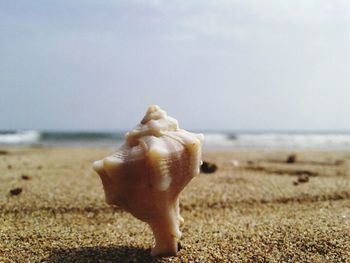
[0,147,349,262]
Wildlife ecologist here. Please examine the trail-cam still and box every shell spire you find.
[93,105,204,257]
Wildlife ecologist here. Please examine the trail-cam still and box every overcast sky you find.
[1,0,350,131]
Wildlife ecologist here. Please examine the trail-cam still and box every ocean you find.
[1,130,350,150]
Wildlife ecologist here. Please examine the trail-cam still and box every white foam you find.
[203,132,350,150]
[0,130,41,144]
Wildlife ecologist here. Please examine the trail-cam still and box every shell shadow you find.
[43,245,159,263]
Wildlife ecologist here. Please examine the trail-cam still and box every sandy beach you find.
[0,147,349,262]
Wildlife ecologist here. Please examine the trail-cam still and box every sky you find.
[1,0,350,131]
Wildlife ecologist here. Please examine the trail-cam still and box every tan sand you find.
[0,147,349,262]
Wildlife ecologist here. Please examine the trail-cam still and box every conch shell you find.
[93,105,204,256]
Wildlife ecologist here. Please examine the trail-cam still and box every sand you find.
[0,147,349,262]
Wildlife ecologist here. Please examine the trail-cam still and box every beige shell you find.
[93,105,204,256]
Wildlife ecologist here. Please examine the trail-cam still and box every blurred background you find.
[1,0,350,148]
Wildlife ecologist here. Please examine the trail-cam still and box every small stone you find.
[297,174,309,183]
[286,154,297,164]
[200,161,218,173]
[21,175,31,180]
[230,160,239,167]
[10,187,22,196]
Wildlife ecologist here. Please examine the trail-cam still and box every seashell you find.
[93,105,204,257]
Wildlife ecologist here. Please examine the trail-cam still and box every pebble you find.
[230,160,240,167]
[10,187,23,196]
[298,174,309,183]
[200,161,218,173]
[21,175,31,180]
[286,154,297,164]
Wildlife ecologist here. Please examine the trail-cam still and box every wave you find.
[0,130,41,144]
[203,132,350,150]
[1,130,350,150]
[202,133,233,145]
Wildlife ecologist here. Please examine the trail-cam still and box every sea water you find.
[1,130,350,150]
